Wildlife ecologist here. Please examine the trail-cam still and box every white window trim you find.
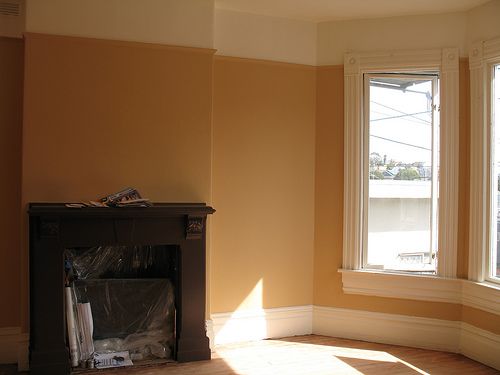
[341,48,460,300]
[469,37,500,283]
[339,269,500,315]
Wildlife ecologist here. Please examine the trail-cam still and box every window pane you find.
[492,64,500,279]
[366,75,438,273]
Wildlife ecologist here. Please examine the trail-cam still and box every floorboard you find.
[83,335,499,375]
[1,335,497,374]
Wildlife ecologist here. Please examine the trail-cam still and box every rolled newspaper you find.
[65,287,79,367]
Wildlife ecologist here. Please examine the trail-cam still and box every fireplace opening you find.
[64,245,179,370]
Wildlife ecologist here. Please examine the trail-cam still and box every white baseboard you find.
[313,306,461,352]
[210,305,313,345]
[205,319,214,350]
[0,327,29,371]
[460,323,500,371]
[313,306,500,371]
[209,305,499,371]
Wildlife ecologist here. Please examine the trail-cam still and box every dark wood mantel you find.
[28,203,215,374]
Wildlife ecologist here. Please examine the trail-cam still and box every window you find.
[491,64,500,281]
[470,38,500,285]
[365,73,439,273]
[342,48,459,288]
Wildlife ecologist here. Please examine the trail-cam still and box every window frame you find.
[341,48,460,299]
[469,37,500,285]
[363,72,440,273]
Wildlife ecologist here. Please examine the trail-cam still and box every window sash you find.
[362,73,439,273]
[487,62,500,284]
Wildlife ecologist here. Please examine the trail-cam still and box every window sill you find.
[339,269,462,304]
[462,280,500,315]
[339,269,500,314]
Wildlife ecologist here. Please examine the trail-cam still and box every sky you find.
[368,76,437,167]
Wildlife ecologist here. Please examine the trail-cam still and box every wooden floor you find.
[81,335,497,375]
[1,335,497,374]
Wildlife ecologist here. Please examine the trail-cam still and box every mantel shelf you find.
[28,202,215,218]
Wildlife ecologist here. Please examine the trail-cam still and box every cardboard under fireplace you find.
[28,203,215,374]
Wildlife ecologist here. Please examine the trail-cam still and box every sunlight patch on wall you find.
[212,279,266,344]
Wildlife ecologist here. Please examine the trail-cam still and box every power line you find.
[371,110,432,123]
[371,101,431,125]
[370,134,431,151]
[371,109,431,127]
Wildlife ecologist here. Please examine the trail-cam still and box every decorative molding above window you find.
[343,48,459,278]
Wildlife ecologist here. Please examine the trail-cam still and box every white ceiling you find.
[215,0,491,22]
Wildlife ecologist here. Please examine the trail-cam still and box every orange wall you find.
[3,31,497,337]
[0,37,23,328]
[462,306,500,335]
[21,33,215,329]
[212,56,316,312]
[23,33,214,204]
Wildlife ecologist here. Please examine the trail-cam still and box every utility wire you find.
[370,109,431,127]
[370,134,431,151]
[370,110,432,123]
[371,101,431,125]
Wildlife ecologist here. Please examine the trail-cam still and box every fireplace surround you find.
[28,203,215,374]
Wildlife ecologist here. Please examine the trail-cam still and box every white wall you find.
[26,0,215,48]
[23,0,500,65]
[214,9,317,65]
[317,12,468,66]
[467,0,500,49]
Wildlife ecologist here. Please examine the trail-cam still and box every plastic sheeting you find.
[69,246,173,280]
[65,246,176,362]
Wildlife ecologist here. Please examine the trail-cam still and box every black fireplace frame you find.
[28,203,215,374]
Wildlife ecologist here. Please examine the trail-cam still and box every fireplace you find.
[28,203,215,374]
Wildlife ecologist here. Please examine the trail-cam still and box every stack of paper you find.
[94,351,133,369]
